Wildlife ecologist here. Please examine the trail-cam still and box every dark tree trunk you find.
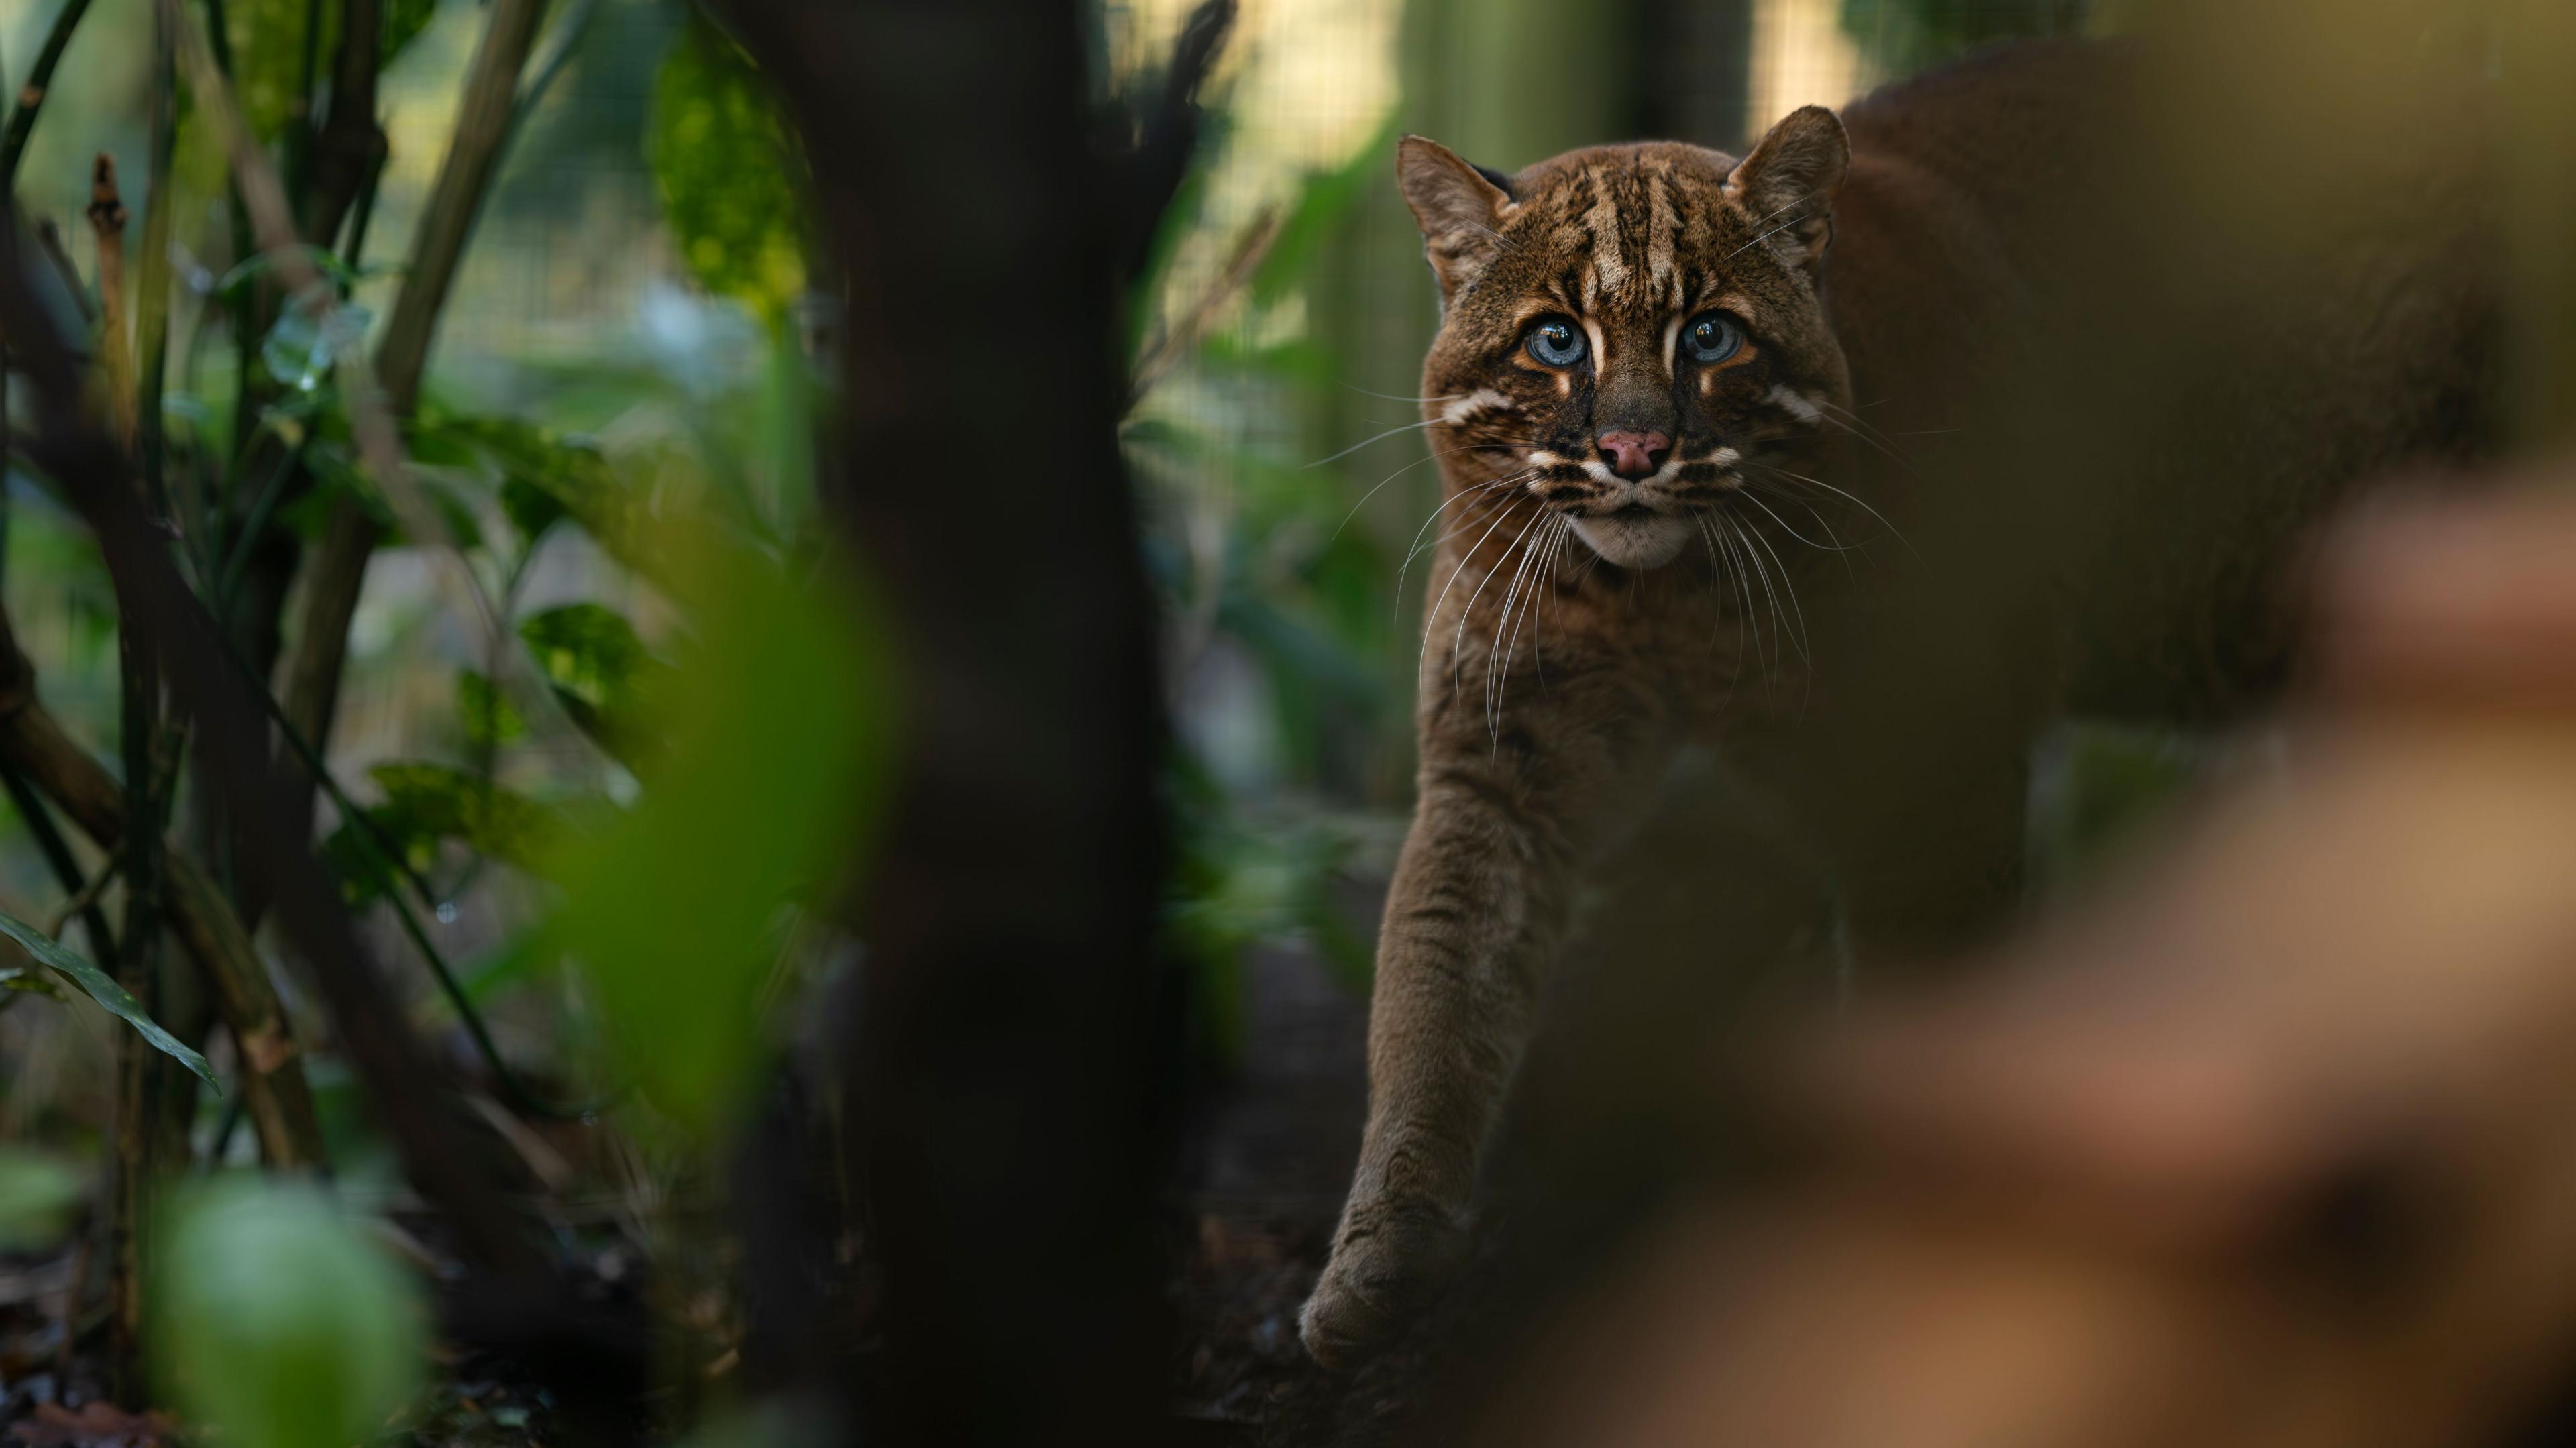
[714,3,1180,1444]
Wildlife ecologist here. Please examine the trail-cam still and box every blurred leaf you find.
[457,670,526,750]
[1,969,69,1001]
[419,415,638,563]
[646,18,810,317]
[213,247,372,302]
[368,762,558,869]
[227,0,441,138]
[1126,162,1214,366]
[153,1180,427,1448]
[458,928,553,1006]
[0,1148,82,1251]
[1838,0,2089,70]
[0,911,217,1087]
[1193,333,1337,387]
[500,475,568,544]
[547,540,894,1136]
[259,302,372,394]
[519,603,666,766]
[1250,119,1398,308]
[519,603,645,708]
[319,804,426,906]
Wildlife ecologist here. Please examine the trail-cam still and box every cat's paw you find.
[1297,1194,1470,1371]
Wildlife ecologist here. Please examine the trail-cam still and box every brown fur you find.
[1302,38,2499,1368]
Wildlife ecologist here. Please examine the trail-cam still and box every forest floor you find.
[1168,939,1371,1444]
[0,937,1385,1448]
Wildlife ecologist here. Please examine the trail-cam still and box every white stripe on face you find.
[1766,385,1824,425]
[1440,388,1511,426]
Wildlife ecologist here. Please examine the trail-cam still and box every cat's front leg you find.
[1301,674,1669,1368]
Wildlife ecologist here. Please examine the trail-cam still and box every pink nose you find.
[1597,430,1671,480]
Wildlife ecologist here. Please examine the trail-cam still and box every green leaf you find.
[519,603,645,708]
[227,0,442,139]
[153,1180,428,1448]
[545,541,894,1136]
[259,302,372,394]
[0,1148,83,1251]
[645,17,811,317]
[457,671,526,750]
[1249,118,1399,308]
[366,763,557,869]
[0,910,217,1087]
[417,415,633,561]
[519,603,666,766]
[319,805,424,905]
[500,474,568,545]
[1,965,68,1001]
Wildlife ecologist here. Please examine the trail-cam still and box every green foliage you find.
[519,602,665,767]
[370,762,557,866]
[415,414,639,566]
[645,18,810,318]
[258,301,374,396]
[225,0,441,139]
[319,763,557,902]
[457,669,526,750]
[1839,0,2093,71]
[0,1148,83,1251]
[152,1180,428,1448]
[544,540,893,1137]
[214,246,379,304]
[1167,765,1372,1060]
[1119,110,1420,1029]
[1249,120,1397,310]
[0,909,217,1086]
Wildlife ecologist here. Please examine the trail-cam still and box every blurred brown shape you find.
[1474,482,2576,1448]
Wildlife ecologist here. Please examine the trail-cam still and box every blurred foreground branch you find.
[710,0,1193,1441]
[1477,479,2576,1448]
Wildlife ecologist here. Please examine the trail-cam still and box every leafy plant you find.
[0,909,215,1087]
[645,16,812,319]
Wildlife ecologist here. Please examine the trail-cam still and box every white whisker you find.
[1452,505,1548,700]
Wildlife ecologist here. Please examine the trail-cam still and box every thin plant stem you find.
[0,0,96,190]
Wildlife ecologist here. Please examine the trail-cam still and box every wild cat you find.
[1299,38,2498,1367]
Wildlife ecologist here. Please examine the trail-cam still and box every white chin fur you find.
[1569,512,1690,570]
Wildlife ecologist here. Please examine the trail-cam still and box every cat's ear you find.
[1725,105,1849,274]
[1397,135,1516,301]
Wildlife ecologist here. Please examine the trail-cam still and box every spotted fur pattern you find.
[1301,109,1870,1370]
[1303,38,2498,1370]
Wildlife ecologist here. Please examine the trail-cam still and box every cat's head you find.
[1399,109,1854,571]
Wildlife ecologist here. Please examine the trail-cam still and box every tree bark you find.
[714,2,1179,1441]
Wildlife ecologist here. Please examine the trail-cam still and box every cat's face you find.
[1399,110,1854,571]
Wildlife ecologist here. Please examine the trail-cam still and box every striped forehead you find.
[1552,160,1695,315]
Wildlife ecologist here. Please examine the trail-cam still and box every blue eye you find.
[1525,318,1587,368]
[1684,313,1744,365]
